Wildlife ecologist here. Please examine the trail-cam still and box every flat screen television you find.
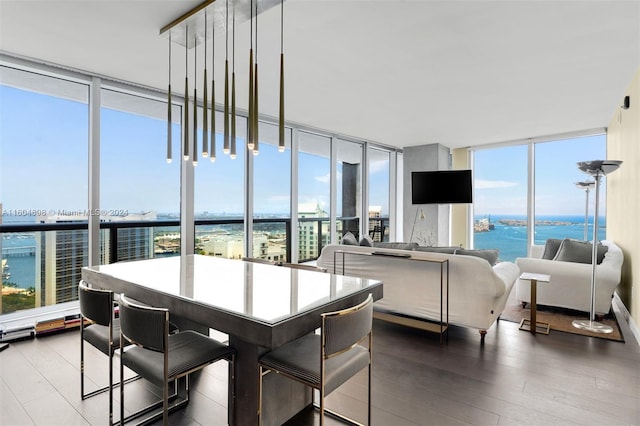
[411,170,473,204]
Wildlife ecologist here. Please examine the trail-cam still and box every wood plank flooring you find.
[1,306,639,426]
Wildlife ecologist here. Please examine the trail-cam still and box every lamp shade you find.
[574,181,595,189]
[577,160,623,176]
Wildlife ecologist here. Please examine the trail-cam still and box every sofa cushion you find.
[541,238,563,260]
[373,242,419,250]
[414,246,457,255]
[553,239,608,264]
[340,231,358,246]
[455,249,499,266]
[359,234,374,247]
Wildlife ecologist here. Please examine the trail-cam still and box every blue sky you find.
[1,85,390,219]
[473,134,607,216]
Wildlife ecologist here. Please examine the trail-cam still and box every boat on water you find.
[1,259,10,280]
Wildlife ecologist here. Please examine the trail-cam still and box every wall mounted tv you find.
[411,170,473,204]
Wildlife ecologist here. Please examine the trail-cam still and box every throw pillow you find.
[413,246,457,255]
[359,234,374,247]
[541,238,563,260]
[340,231,358,245]
[553,239,608,264]
[373,242,419,250]
[455,249,499,266]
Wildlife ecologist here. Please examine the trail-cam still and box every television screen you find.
[411,170,473,204]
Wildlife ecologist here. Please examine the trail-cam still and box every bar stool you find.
[118,295,236,426]
[258,294,373,425]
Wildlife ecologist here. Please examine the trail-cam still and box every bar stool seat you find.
[259,334,369,395]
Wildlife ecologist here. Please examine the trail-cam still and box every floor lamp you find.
[575,180,595,241]
[572,160,622,333]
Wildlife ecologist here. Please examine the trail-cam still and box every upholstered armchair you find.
[515,239,623,315]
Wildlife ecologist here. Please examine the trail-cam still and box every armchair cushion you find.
[542,238,563,260]
[553,238,608,264]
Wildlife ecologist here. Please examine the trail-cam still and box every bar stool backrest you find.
[322,294,373,358]
[79,280,113,326]
[118,297,168,353]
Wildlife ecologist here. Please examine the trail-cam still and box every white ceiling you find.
[1,0,638,149]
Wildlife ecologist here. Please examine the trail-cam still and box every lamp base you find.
[571,319,614,334]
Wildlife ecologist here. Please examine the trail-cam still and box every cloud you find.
[315,173,330,183]
[369,160,388,174]
[475,179,518,189]
[314,171,342,183]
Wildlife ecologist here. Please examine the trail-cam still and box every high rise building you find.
[368,206,384,242]
[35,212,156,306]
[298,203,330,261]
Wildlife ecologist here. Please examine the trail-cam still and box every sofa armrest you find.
[530,244,545,259]
[492,261,520,291]
[516,257,592,280]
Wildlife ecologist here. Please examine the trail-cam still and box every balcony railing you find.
[1,215,390,315]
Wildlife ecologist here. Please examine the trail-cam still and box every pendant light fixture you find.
[210,9,216,163]
[183,25,189,161]
[278,0,285,152]
[192,31,198,166]
[247,0,254,151]
[230,3,237,159]
[223,0,230,155]
[202,10,209,159]
[166,33,173,163]
[253,0,259,156]
[161,0,284,164]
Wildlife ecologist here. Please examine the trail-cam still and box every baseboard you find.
[613,293,640,346]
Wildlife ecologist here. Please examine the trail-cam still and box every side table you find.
[519,272,551,335]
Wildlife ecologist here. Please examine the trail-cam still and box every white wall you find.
[403,144,450,245]
[607,68,640,334]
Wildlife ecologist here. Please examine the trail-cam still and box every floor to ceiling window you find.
[100,89,181,263]
[195,111,247,259]
[473,132,607,262]
[0,66,89,313]
[473,145,528,261]
[336,139,363,239]
[0,56,403,318]
[368,147,391,242]
[253,122,292,262]
[298,132,331,261]
[534,134,607,245]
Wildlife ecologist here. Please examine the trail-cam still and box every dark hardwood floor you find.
[1,304,639,426]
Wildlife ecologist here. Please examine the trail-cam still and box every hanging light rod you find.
[160,0,282,48]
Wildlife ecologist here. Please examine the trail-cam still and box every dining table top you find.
[82,254,383,347]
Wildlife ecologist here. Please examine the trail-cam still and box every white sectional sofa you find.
[515,240,623,315]
[317,244,520,341]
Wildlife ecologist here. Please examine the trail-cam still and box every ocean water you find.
[474,215,606,262]
[2,214,606,288]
